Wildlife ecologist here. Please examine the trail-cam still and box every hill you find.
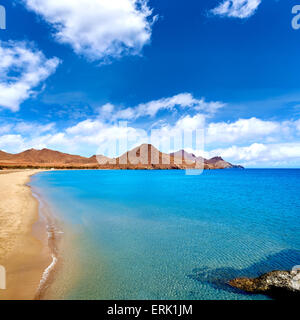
[0,145,244,170]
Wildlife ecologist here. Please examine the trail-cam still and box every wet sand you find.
[0,170,51,300]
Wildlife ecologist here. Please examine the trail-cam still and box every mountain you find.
[102,144,197,169]
[206,156,244,169]
[170,150,206,164]
[118,144,177,167]
[170,150,198,162]
[15,148,95,164]
[169,151,243,169]
[0,148,98,167]
[0,145,243,169]
[0,150,13,161]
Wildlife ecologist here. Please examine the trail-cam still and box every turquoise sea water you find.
[30,169,300,300]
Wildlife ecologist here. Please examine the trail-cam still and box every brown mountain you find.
[0,145,243,169]
[170,150,243,169]
[0,148,98,167]
[170,150,198,162]
[206,156,243,169]
[111,144,198,169]
[0,150,14,161]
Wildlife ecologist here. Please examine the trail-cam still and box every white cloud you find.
[113,93,225,120]
[296,119,300,133]
[0,134,25,152]
[150,114,206,154]
[0,41,60,111]
[14,122,55,134]
[3,119,146,156]
[97,103,115,120]
[0,121,56,152]
[22,0,156,61]
[206,117,289,145]
[66,119,105,135]
[211,0,262,19]
[1,108,300,167]
[147,115,300,166]
[206,143,300,167]
[150,113,206,139]
[174,113,206,131]
[150,116,300,151]
[65,119,147,157]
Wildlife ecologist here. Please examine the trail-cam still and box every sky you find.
[0,0,300,168]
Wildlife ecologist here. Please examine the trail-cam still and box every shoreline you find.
[0,170,55,300]
[30,186,63,300]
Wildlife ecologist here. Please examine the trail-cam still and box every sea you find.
[30,169,300,300]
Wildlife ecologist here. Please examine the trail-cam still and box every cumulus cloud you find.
[0,134,25,152]
[66,119,105,135]
[65,119,148,157]
[0,118,147,156]
[148,114,206,153]
[148,116,300,166]
[206,143,300,167]
[97,103,115,119]
[150,116,300,150]
[0,41,60,111]
[113,93,225,120]
[0,121,56,152]
[1,111,300,167]
[22,0,156,61]
[211,0,262,19]
[205,117,294,145]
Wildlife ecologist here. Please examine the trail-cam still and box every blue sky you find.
[0,0,300,167]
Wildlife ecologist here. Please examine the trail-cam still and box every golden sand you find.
[0,170,51,300]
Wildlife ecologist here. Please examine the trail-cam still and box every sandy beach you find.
[0,170,51,300]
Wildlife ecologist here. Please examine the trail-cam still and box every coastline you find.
[30,186,63,300]
[0,170,53,300]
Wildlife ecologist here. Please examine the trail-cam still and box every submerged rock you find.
[229,269,300,299]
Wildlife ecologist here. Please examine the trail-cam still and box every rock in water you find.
[229,269,300,299]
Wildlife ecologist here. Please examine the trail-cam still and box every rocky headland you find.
[229,269,300,299]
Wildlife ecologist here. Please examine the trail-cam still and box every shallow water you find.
[30,169,300,300]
